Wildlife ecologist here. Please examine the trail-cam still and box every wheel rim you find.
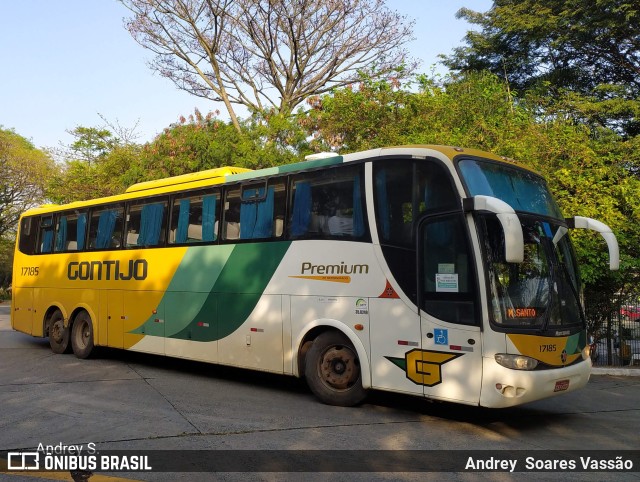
[51,319,64,344]
[318,344,360,391]
[75,319,90,350]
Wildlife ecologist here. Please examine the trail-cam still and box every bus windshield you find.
[481,216,584,330]
[458,158,563,219]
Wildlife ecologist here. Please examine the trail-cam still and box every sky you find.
[0,0,492,151]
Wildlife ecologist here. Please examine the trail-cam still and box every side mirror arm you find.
[463,195,524,263]
[566,216,619,270]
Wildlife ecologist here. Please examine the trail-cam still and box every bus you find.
[11,145,619,408]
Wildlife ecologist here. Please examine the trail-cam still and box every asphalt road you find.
[0,302,638,481]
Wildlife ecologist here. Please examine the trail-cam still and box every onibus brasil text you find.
[9,442,151,472]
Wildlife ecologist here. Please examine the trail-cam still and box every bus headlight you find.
[582,345,591,360]
[495,353,538,370]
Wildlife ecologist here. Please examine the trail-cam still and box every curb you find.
[591,367,640,376]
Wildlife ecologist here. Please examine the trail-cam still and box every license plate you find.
[554,379,570,392]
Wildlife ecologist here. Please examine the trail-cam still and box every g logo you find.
[386,349,463,386]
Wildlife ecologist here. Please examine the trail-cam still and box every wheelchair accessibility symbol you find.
[434,328,448,346]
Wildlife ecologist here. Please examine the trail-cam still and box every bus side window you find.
[169,190,219,244]
[223,188,242,240]
[54,211,88,252]
[272,180,286,238]
[88,205,125,250]
[38,216,54,254]
[375,160,459,247]
[289,166,366,239]
[19,216,38,255]
[374,162,413,246]
[418,163,458,213]
[125,198,168,248]
[223,179,286,241]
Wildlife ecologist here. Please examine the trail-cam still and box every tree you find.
[0,237,12,292]
[136,111,250,178]
[443,0,640,135]
[120,0,415,131]
[65,126,118,164]
[130,108,309,182]
[305,71,527,153]
[46,125,143,204]
[45,149,142,205]
[0,128,54,238]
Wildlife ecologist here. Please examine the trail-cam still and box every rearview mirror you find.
[463,195,524,263]
[566,216,619,270]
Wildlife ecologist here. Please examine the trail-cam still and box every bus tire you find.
[48,310,70,354]
[304,330,367,406]
[71,311,94,359]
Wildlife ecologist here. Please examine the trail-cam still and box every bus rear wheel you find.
[48,310,70,354]
[304,331,367,406]
[71,311,94,359]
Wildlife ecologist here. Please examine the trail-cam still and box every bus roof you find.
[124,166,252,193]
[22,145,530,216]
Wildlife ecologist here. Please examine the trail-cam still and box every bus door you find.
[417,212,482,405]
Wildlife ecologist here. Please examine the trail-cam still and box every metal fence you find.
[590,297,640,367]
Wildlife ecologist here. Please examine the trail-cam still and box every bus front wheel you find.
[71,311,94,359]
[48,310,70,354]
[304,331,367,406]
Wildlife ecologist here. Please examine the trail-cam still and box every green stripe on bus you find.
[566,331,585,354]
[132,242,291,341]
[225,156,343,183]
[168,244,234,292]
[277,156,343,173]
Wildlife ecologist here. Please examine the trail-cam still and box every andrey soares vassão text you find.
[465,455,634,472]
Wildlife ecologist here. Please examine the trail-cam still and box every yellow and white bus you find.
[11,145,619,407]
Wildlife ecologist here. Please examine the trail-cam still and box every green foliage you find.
[444,0,640,136]
[242,110,312,167]
[0,128,54,237]
[47,142,142,204]
[140,112,233,176]
[128,110,309,184]
[0,128,52,291]
[46,109,313,203]
[0,237,13,292]
[306,71,528,152]
[67,126,119,164]
[136,112,254,179]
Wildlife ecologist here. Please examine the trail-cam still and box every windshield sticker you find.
[436,273,458,292]
[438,263,455,274]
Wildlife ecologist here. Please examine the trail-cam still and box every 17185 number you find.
[21,267,39,276]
